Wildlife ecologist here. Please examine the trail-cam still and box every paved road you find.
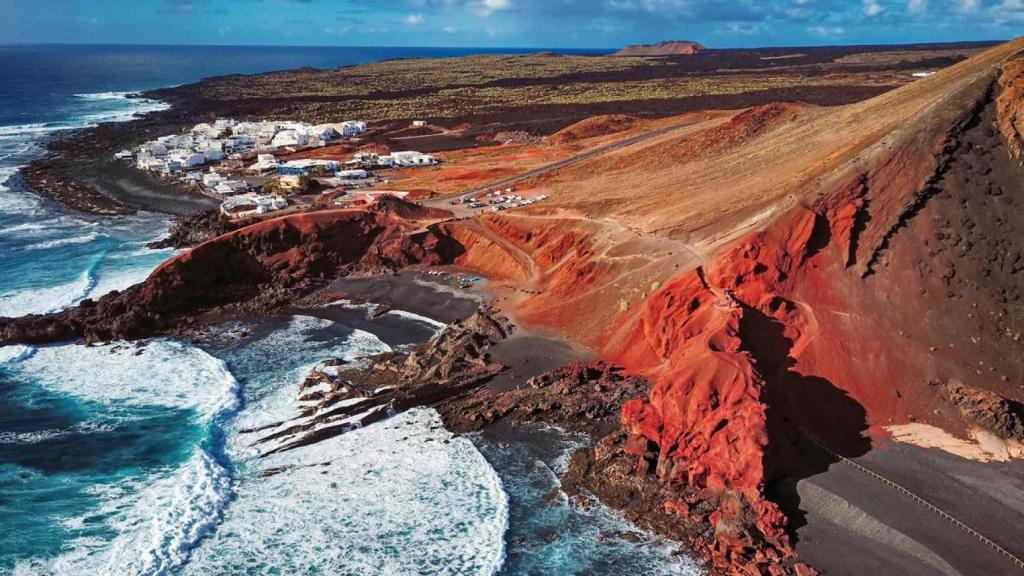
[792,440,1024,576]
[445,120,705,200]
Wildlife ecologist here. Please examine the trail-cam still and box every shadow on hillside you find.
[738,302,871,539]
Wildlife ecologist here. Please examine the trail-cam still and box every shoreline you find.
[17,111,219,217]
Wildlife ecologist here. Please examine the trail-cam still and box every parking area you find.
[424,186,550,218]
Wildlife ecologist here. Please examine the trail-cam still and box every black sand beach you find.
[324,272,593,391]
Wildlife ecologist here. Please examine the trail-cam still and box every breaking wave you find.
[0,264,99,317]
[24,232,104,250]
[184,408,509,576]
[5,340,240,576]
[386,308,449,330]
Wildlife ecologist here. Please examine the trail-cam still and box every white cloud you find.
[473,0,514,17]
[907,0,927,14]
[726,22,761,35]
[405,13,424,24]
[991,0,1024,22]
[808,25,846,36]
[863,0,884,16]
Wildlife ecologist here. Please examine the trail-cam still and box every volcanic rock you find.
[148,209,246,249]
[0,198,460,345]
[945,380,1024,441]
[614,40,706,57]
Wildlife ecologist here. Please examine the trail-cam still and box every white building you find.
[340,120,367,137]
[391,151,437,167]
[204,149,225,162]
[336,169,368,180]
[143,142,168,157]
[311,125,340,142]
[221,193,288,219]
[271,130,309,148]
[247,153,279,174]
[352,152,394,167]
[203,172,226,187]
[168,152,206,169]
[214,180,248,195]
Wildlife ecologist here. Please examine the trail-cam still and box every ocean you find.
[0,44,699,575]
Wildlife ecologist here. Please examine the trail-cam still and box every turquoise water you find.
[0,44,699,575]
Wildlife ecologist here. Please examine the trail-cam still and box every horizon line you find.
[0,38,1009,52]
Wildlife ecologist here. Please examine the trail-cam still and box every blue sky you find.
[1,0,1021,48]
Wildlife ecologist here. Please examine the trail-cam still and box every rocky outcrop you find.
[0,199,461,345]
[614,41,706,57]
[148,209,246,249]
[440,360,650,434]
[610,209,827,571]
[996,57,1024,161]
[249,309,511,455]
[547,115,640,145]
[945,381,1024,442]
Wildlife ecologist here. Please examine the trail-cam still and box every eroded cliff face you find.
[606,52,1024,572]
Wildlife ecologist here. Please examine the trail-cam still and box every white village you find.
[115,117,439,219]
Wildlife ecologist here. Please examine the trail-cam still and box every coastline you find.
[17,108,219,216]
[297,273,708,572]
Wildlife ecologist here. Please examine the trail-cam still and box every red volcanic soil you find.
[546,114,641,145]
[424,38,1024,573]
[614,40,707,57]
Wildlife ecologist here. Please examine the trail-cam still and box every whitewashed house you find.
[144,142,168,157]
[221,193,288,219]
[247,153,278,174]
[203,172,226,187]
[391,151,437,167]
[214,180,248,195]
[340,120,367,137]
[336,169,368,180]
[168,151,206,169]
[271,130,309,148]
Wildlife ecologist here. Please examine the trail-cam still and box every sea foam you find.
[6,340,240,420]
[386,308,449,330]
[0,267,97,317]
[24,232,104,250]
[184,408,509,576]
[6,340,240,576]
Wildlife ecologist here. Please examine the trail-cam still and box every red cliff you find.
[0,199,459,345]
